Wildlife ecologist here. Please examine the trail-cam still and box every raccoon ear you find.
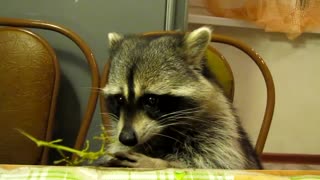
[108,32,123,47]
[184,26,212,68]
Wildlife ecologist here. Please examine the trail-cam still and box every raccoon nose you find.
[119,127,138,146]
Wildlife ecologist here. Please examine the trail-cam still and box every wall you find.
[188,0,320,154]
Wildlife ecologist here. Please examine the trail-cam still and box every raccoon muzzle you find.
[119,125,138,146]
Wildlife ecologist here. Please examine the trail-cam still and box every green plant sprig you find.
[17,127,114,166]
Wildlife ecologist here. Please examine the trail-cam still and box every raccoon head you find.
[103,27,213,147]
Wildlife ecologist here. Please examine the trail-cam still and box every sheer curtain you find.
[204,0,320,39]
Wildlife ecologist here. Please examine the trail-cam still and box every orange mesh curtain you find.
[205,0,320,39]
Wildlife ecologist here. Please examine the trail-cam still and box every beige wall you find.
[188,0,320,155]
[189,23,320,154]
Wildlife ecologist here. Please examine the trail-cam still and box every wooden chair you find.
[0,17,100,164]
[100,31,275,156]
[210,34,275,155]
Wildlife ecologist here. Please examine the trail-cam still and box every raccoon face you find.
[103,27,212,147]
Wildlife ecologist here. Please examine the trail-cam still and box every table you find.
[1,164,320,180]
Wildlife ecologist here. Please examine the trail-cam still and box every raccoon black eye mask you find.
[106,94,198,122]
[98,27,262,169]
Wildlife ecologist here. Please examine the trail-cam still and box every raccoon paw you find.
[108,151,169,168]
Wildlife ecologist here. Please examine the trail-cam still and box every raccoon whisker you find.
[158,121,191,126]
[155,122,194,138]
[157,119,192,127]
[151,122,193,138]
[158,114,201,124]
[106,118,118,123]
[159,111,205,121]
[159,111,202,121]
[179,117,211,123]
[108,116,119,120]
[106,112,119,117]
[157,122,191,128]
[158,107,203,120]
[104,129,116,134]
[101,114,119,121]
[164,124,195,133]
[103,130,115,133]
[102,112,118,116]
[158,116,195,124]
[109,117,118,120]
[159,115,205,124]
[158,107,202,117]
[106,116,118,121]
[159,114,201,123]
[101,126,111,129]
[167,127,189,137]
[150,133,183,144]
[101,124,113,128]
[162,115,208,123]
[106,113,119,120]
[157,117,208,132]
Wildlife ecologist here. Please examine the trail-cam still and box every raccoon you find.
[99,27,262,169]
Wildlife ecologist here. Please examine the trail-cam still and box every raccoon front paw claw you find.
[108,151,169,168]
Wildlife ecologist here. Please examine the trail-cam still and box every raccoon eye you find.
[115,94,125,105]
[144,95,158,107]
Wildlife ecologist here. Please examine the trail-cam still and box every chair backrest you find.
[0,17,100,164]
[211,34,275,155]
[100,31,275,156]
[0,27,59,164]
[205,45,234,100]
